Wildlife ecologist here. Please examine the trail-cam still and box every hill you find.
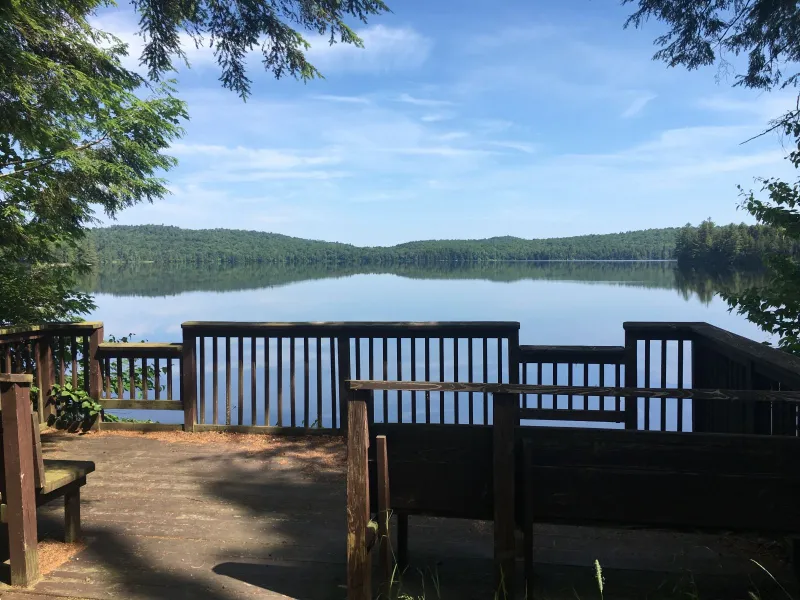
[73,225,680,264]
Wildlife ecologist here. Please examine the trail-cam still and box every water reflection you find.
[78,261,765,302]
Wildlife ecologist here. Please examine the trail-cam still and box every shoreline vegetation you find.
[60,221,798,269]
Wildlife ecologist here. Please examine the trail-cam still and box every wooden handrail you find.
[0,322,103,343]
[346,380,800,403]
[97,342,182,359]
[519,345,625,364]
[181,321,520,338]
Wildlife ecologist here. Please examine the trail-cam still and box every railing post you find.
[337,336,351,433]
[0,374,40,586]
[88,325,103,401]
[36,337,54,423]
[508,328,520,385]
[492,392,516,600]
[624,328,638,430]
[346,388,371,600]
[182,329,197,432]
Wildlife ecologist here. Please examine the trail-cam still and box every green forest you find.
[56,221,797,268]
[674,220,800,269]
[68,224,680,264]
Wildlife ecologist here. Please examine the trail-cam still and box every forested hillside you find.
[67,225,679,264]
[674,220,800,269]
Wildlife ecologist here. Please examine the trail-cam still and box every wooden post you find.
[182,329,197,432]
[88,326,103,400]
[523,439,534,600]
[623,330,638,430]
[346,389,371,600]
[64,489,80,543]
[36,338,54,423]
[508,329,521,385]
[376,435,392,592]
[337,336,351,433]
[493,392,516,600]
[0,374,40,586]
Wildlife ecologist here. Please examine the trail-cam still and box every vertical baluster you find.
[568,361,573,410]
[424,338,431,424]
[644,340,651,430]
[661,339,668,431]
[329,337,336,428]
[104,356,111,399]
[72,337,78,389]
[2,344,9,373]
[453,338,459,424]
[137,357,144,400]
[552,362,557,408]
[59,337,65,386]
[277,337,283,427]
[82,337,90,393]
[522,358,528,410]
[497,337,503,383]
[536,361,542,410]
[439,338,445,423]
[382,338,388,422]
[615,363,621,412]
[211,338,218,424]
[265,337,270,427]
[677,339,684,431]
[251,337,257,426]
[142,357,148,400]
[483,338,489,423]
[411,338,417,424]
[396,338,402,423]
[599,361,606,410]
[468,338,474,424]
[317,338,323,428]
[195,340,202,414]
[238,337,244,425]
[129,353,136,400]
[584,362,590,410]
[368,338,374,421]
[355,338,361,380]
[290,337,296,427]
[303,338,310,430]
[155,357,162,401]
[225,337,232,425]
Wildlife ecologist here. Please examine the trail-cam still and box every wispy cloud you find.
[421,113,455,122]
[311,94,371,104]
[621,93,657,118]
[397,93,453,107]
[307,25,431,73]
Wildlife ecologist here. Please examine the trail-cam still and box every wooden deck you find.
[0,430,797,600]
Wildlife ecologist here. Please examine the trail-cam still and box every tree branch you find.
[0,136,109,178]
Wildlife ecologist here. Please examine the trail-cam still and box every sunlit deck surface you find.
[1,430,796,600]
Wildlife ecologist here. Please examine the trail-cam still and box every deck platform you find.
[0,430,796,600]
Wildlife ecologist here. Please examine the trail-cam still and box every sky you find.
[91,0,797,246]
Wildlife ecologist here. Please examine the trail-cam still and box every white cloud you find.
[311,94,371,104]
[307,25,431,73]
[621,93,657,118]
[396,93,453,107]
[486,141,538,153]
[420,113,455,122]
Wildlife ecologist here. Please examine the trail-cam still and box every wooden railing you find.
[0,322,104,422]
[180,322,521,432]
[518,345,626,425]
[97,343,183,412]
[624,322,800,435]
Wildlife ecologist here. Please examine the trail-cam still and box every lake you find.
[81,261,770,427]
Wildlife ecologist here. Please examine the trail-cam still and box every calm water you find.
[81,262,770,426]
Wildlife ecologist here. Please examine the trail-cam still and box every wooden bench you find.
[0,374,95,586]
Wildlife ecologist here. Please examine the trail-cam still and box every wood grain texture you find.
[493,393,516,598]
[375,435,392,591]
[346,389,371,600]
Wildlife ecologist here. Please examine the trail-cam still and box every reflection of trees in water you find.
[673,268,767,306]
[78,261,765,302]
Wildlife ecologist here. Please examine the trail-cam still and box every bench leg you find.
[397,512,408,570]
[64,488,80,543]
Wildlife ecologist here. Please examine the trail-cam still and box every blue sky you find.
[92,0,795,246]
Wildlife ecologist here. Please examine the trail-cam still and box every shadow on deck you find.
[0,430,796,600]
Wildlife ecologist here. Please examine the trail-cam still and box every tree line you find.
[674,220,800,270]
[62,224,681,265]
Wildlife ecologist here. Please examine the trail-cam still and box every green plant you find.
[48,382,102,432]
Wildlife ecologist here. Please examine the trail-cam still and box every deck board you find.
[0,430,796,599]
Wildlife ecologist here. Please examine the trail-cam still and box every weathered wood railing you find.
[625,322,800,435]
[518,345,626,425]
[97,343,183,412]
[0,323,104,422]
[345,380,800,600]
[180,321,521,432]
